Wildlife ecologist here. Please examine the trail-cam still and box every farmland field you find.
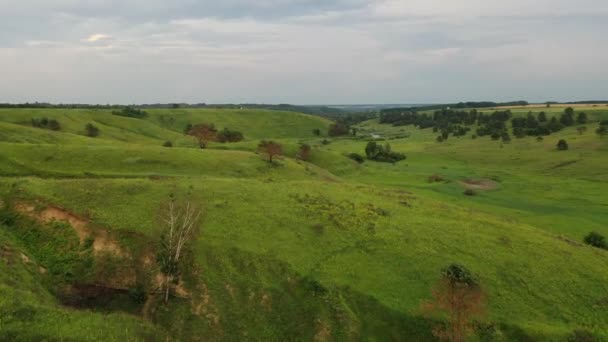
[1,106,607,341]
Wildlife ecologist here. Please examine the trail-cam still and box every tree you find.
[312,128,321,136]
[365,141,380,159]
[583,232,607,250]
[577,112,588,124]
[328,123,349,136]
[187,123,217,149]
[258,140,283,163]
[577,126,587,135]
[597,125,608,136]
[538,111,547,122]
[297,143,312,161]
[47,119,61,131]
[422,264,486,342]
[157,199,201,303]
[560,108,575,126]
[501,132,511,143]
[85,123,100,137]
[557,139,569,151]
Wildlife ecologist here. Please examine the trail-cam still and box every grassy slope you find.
[0,106,607,340]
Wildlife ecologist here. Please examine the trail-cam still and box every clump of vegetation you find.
[428,174,444,183]
[421,264,486,342]
[163,141,173,147]
[328,123,350,136]
[112,106,148,118]
[257,140,283,163]
[597,123,608,136]
[464,189,476,196]
[583,232,607,250]
[31,117,61,131]
[566,329,598,342]
[216,128,244,143]
[577,126,587,135]
[364,142,406,163]
[291,194,387,232]
[321,139,331,145]
[297,144,312,161]
[85,123,100,137]
[557,139,569,151]
[312,128,321,136]
[347,153,365,164]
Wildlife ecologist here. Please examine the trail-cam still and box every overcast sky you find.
[1,0,607,104]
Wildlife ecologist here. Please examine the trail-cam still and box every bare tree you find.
[421,264,486,342]
[157,200,201,303]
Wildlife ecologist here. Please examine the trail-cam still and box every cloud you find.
[0,0,607,104]
[85,34,111,42]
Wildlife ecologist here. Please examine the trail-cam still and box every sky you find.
[1,0,607,105]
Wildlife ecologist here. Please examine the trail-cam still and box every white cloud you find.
[85,33,111,42]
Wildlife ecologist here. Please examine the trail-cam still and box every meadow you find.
[0,105,607,341]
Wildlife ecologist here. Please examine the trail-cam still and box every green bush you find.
[583,232,607,250]
[347,153,365,164]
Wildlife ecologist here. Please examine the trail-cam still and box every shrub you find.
[557,139,569,151]
[297,144,312,161]
[328,123,349,137]
[583,232,607,250]
[216,128,244,143]
[536,136,544,142]
[347,153,364,164]
[31,117,61,131]
[321,139,331,145]
[163,141,173,147]
[597,125,608,136]
[112,106,148,118]
[463,189,476,196]
[312,128,321,136]
[428,174,444,183]
[364,141,406,163]
[85,123,100,137]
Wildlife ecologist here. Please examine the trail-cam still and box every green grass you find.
[0,106,607,340]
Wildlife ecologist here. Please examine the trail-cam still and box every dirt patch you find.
[14,202,128,258]
[458,178,499,191]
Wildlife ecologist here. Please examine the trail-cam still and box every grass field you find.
[0,106,607,341]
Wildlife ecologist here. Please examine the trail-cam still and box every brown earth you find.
[458,178,499,191]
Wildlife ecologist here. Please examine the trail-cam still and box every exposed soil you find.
[458,178,499,191]
[14,202,127,258]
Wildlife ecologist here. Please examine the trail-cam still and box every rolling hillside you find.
[0,106,607,341]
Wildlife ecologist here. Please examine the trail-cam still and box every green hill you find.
[0,106,607,340]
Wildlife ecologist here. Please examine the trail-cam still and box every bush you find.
[216,128,244,143]
[328,123,349,137]
[31,117,61,131]
[463,189,476,196]
[85,123,100,137]
[364,141,406,163]
[347,153,364,164]
[583,232,607,250]
[112,106,148,118]
[557,139,569,151]
[162,141,173,147]
[428,174,444,183]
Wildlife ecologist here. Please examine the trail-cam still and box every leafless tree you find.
[157,200,201,303]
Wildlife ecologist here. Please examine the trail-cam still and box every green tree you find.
[538,111,547,122]
[583,232,607,250]
[557,139,569,151]
[85,123,100,137]
[577,112,588,124]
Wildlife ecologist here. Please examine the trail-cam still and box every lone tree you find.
[557,139,569,151]
[157,199,202,303]
[187,123,217,149]
[258,140,283,163]
[577,126,587,135]
[85,123,100,137]
[297,143,312,161]
[422,264,486,342]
